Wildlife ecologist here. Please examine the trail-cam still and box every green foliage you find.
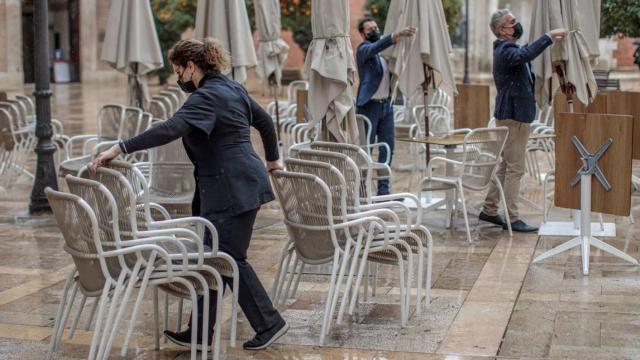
[363,0,462,36]
[280,0,313,54]
[245,0,312,54]
[600,0,640,37]
[151,0,198,85]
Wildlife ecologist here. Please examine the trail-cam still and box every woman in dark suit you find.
[91,38,287,350]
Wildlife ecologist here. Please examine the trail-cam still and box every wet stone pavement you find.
[2,80,640,359]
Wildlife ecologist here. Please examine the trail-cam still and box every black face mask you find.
[366,28,381,42]
[177,68,197,93]
[511,22,524,40]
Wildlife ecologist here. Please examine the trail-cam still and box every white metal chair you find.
[418,127,512,243]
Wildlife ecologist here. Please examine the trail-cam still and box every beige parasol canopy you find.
[101,0,163,109]
[254,0,289,87]
[303,0,358,143]
[530,0,599,107]
[382,0,458,102]
[195,0,257,84]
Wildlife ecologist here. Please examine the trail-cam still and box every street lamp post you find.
[29,0,58,214]
[462,0,470,84]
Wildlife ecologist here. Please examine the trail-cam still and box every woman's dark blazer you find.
[120,73,279,218]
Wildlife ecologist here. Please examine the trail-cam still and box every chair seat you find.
[420,176,458,192]
[59,156,91,177]
[148,191,194,205]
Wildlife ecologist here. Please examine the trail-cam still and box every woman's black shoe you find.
[243,320,289,350]
[164,329,211,351]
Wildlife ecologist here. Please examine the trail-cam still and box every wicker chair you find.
[294,149,433,316]
[272,169,406,344]
[419,127,512,243]
[45,185,222,360]
[86,161,239,349]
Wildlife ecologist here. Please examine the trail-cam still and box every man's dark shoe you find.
[479,212,505,226]
[504,220,538,233]
[164,328,211,351]
[243,320,289,351]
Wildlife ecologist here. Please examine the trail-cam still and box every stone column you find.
[80,0,121,82]
[0,0,24,89]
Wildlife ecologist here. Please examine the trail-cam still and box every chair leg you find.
[284,257,300,302]
[326,243,355,336]
[176,299,184,331]
[494,176,512,237]
[363,261,370,302]
[337,231,363,325]
[68,294,86,340]
[103,262,142,359]
[46,270,75,360]
[457,183,472,243]
[319,250,342,345]
[85,297,99,331]
[121,263,156,357]
[212,277,225,360]
[270,243,292,300]
[372,263,378,297]
[96,272,127,360]
[348,235,374,316]
[415,252,424,314]
[290,262,305,300]
[88,281,113,360]
[275,251,294,305]
[55,281,79,348]
[163,292,169,343]
[153,287,160,351]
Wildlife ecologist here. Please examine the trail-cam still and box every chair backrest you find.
[97,104,126,140]
[159,91,180,113]
[0,108,16,150]
[459,127,509,190]
[45,187,109,293]
[287,80,309,105]
[65,175,127,277]
[86,165,145,239]
[151,95,174,116]
[167,85,188,105]
[355,114,372,147]
[15,95,35,115]
[310,141,375,200]
[119,107,146,140]
[0,102,23,131]
[147,133,195,201]
[296,148,363,210]
[148,99,168,120]
[271,169,341,263]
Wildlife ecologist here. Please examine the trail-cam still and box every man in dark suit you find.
[356,17,415,195]
[479,9,567,232]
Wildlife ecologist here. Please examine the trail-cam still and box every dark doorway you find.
[21,0,81,83]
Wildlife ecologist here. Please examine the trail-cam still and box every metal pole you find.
[463,0,470,84]
[30,0,58,214]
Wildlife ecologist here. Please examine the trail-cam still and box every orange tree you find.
[151,0,198,85]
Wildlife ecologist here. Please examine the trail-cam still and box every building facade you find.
[0,0,636,91]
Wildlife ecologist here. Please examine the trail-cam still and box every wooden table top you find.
[397,132,555,145]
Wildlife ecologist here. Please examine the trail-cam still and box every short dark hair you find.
[358,16,375,34]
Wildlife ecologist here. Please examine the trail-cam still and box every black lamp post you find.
[29,0,58,214]
[462,0,470,84]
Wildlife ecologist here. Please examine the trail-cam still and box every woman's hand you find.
[89,144,122,174]
[266,160,282,174]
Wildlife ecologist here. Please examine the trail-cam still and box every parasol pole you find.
[224,0,235,81]
[422,64,435,167]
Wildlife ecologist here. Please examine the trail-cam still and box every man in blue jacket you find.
[356,17,415,195]
[479,9,567,232]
